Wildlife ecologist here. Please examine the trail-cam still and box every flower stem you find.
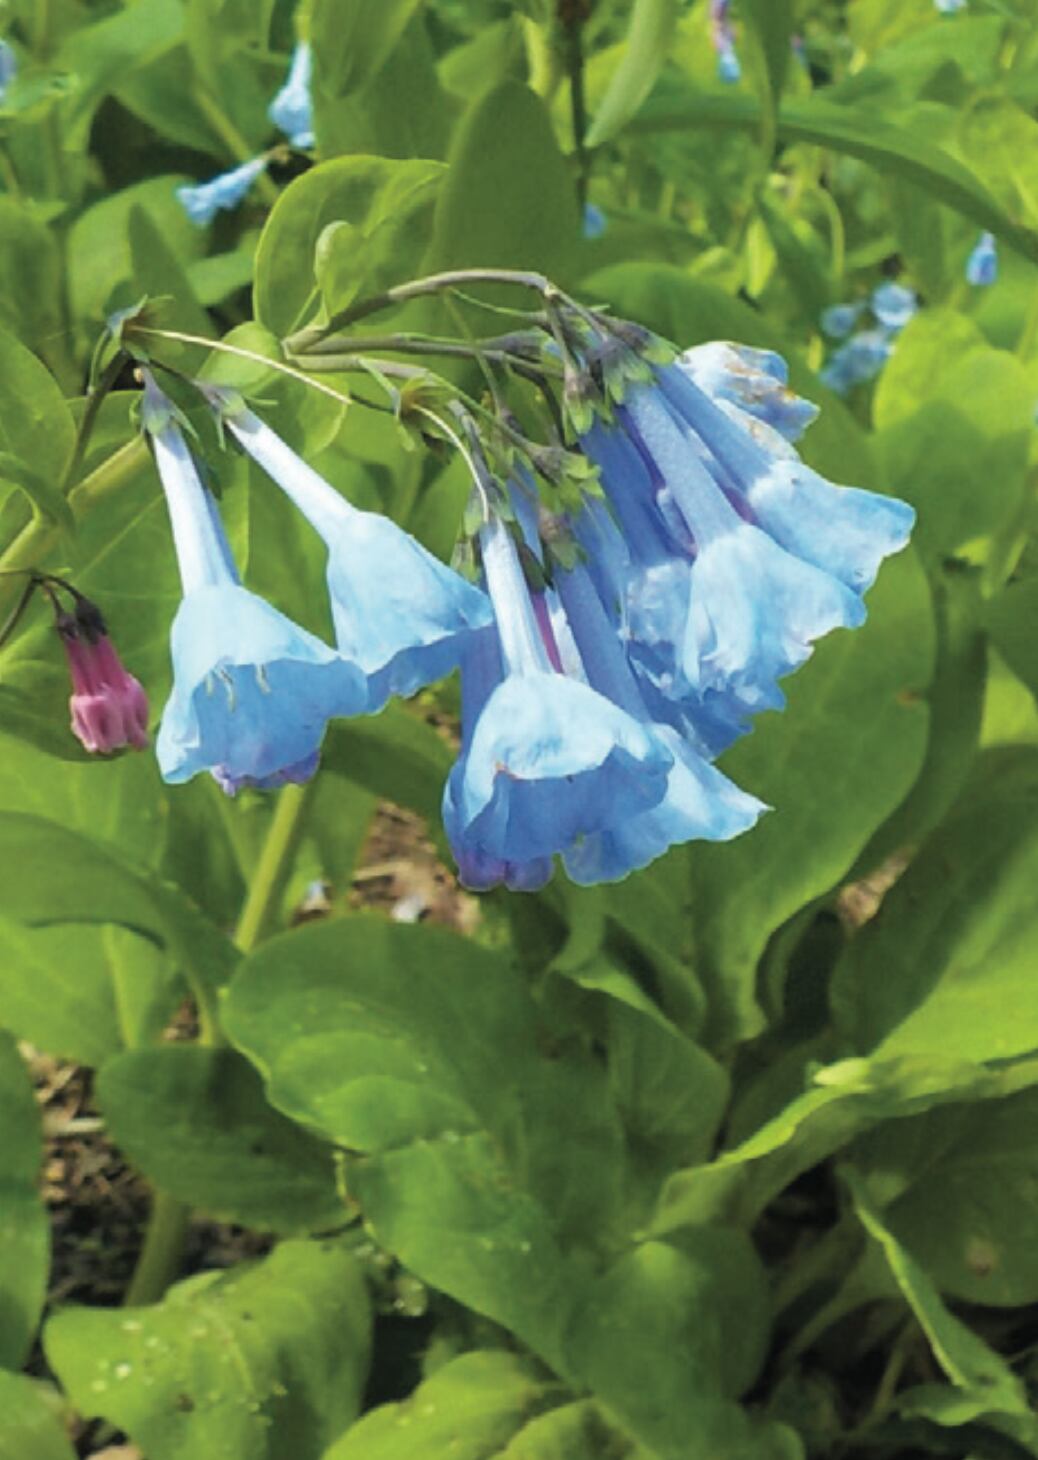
[233,779,317,954]
[284,268,554,350]
[124,1189,192,1308]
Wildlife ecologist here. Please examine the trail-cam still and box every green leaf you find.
[46,1239,371,1460]
[426,81,580,280]
[740,0,795,151]
[562,1230,771,1455]
[324,1351,566,1460]
[855,1086,1038,1306]
[630,89,1038,261]
[224,917,629,1373]
[0,327,75,499]
[0,1373,76,1460]
[585,0,679,150]
[128,204,212,347]
[689,548,932,1047]
[0,921,179,1066]
[0,812,238,1001]
[97,1046,344,1233]
[310,0,426,98]
[985,579,1038,701]
[0,1031,48,1370]
[0,449,73,530]
[55,0,187,147]
[831,750,1038,1063]
[322,702,454,832]
[0,198,64,368]
[847,1169,1038,1449]
[254,156,446,338]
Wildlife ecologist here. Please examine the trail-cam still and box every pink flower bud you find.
[58,614,150,754]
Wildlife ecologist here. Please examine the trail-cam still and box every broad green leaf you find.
[55,0,186,146]
[324,1351,566,1460]
[585,0,679,150]
[255,156,445,338]
[97,1046,343,1233]
[652,1053,1023,1236]
[958,98,1038,234]
[686,549,931,1047]
[310,0,426,98]
[985,579,1038,701]
[831,750,1038,1063]
[0,327,75,499]
[829,16,1004,108]
[128,205,212,347]
[224,917,630,1372]
[562,1230,771,1455]
[0,199,64,371]
[630,90,1038,261]
[855,1087,1038,1306]
[848,1170,1038,1448]
[426,81,580,281]
[0,450,73,530]
[67,176,206,335]
[0,812,238,999]
[0,1031,48,1369]
[46,1239,371,1460]
[0,921,179,1066]
[0,1373,76,1460]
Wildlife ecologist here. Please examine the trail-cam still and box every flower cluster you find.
[102,301,912,892]
[443,326,914,888]
[820,282,918,394]
[141,374,490,795]
[53,590,149,755]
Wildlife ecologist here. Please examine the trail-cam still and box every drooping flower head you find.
[564,316,914,738]
[443,512,677,888]
[176,156,269,227]
[819,282,918,395]
[202,388,493,714]
[269,41,315,149]
[55,595,149,755]
[966,231,998,286]
[142,374,366,794]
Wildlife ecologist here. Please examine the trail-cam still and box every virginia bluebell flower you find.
[205,391,493,712]
[0,40,17,102]
[710,0,741,82]
[934,0,966,12]
[583,202,607,240]
[269,41,314,149]
[820,303,864,341]
[143,376,366,794]
[56,598,149,755]
[966,231,998,286]
[442,514,674,883]
[176,156,269,227]
[819,328,894,393]
[871,282,918,332]
[575,334,913,736]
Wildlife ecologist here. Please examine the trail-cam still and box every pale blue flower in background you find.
[142,375,365,795]
[819,328,894,393]
[176,156,269,226]
[871,282,918,331]
[583,202,607,239]
[0,40,17,102]
[966,231,998,286]
[710,0,742,82]
[269,40,314,148]
[934,0,967,12]
[820,302,865,340]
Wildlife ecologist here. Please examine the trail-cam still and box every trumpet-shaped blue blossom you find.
[269,41,314,148]
[583,202,607,239]
[443,516,673,882]
[578,344,913,737]
[966,231,998,286]
[554,563,765,885]
[208,394,493,712]
[821,302,864,340]
[176,156,269,227]
[0,40,17,102]
[144,378,366,794]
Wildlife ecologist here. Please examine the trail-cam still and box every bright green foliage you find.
[0,3,1036,1460]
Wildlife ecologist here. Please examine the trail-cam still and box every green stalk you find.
[233,779,317,954]
[123,1191,193,1308]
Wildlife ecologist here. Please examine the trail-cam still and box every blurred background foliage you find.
[0,1,1037,1457]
